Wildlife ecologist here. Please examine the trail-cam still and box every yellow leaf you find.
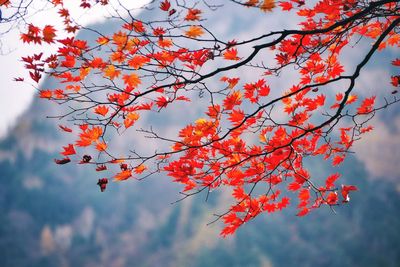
[127,112,140,121]
[259,133,267,143]
[96,36,109,45]
[195,118,207,125]
[346,94,358,104]
[185,26,204,38]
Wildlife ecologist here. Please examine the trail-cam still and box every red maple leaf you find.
[61,144,76,156]
[160,0,171,11]
[341,185,358,202]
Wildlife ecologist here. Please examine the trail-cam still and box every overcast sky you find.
[0,0,149,138]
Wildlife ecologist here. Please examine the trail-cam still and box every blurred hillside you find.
[1,3,400,267]
[1,93,400,267]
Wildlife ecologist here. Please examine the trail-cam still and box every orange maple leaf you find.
[260,0,276,12]
[96,141,107,151]
[124,112,140,129]
[128,55,150,69]
[111,51,126,63]
[132,21,146,33]
[112,31,128,46]
[220,76,240,89]
[387,34,400,47]
[114,170,132,181]
[228,109,245,126]
[39,90,52,99]
[122,73,141,88]
[76,126,103,147]
[185,26,204,38]
[223,48,240,61]
[158,38,173,48]
[346,94,358,104]
[134,164,147,174]
[90,57,106,69]
[94,105,109,116]
[206,104,221,119]
[96,36,110,45]
[223,91,242,110]
[104,65,121,80]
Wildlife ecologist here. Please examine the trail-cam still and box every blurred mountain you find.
[1,3,400,267]
[1,95,400,267]
[2,74,400,267]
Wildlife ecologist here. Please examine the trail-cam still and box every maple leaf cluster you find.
[15,0,400,236]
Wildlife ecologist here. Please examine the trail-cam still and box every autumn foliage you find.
[9,0,400,236]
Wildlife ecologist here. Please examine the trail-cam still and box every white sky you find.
[0,0,150,138]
